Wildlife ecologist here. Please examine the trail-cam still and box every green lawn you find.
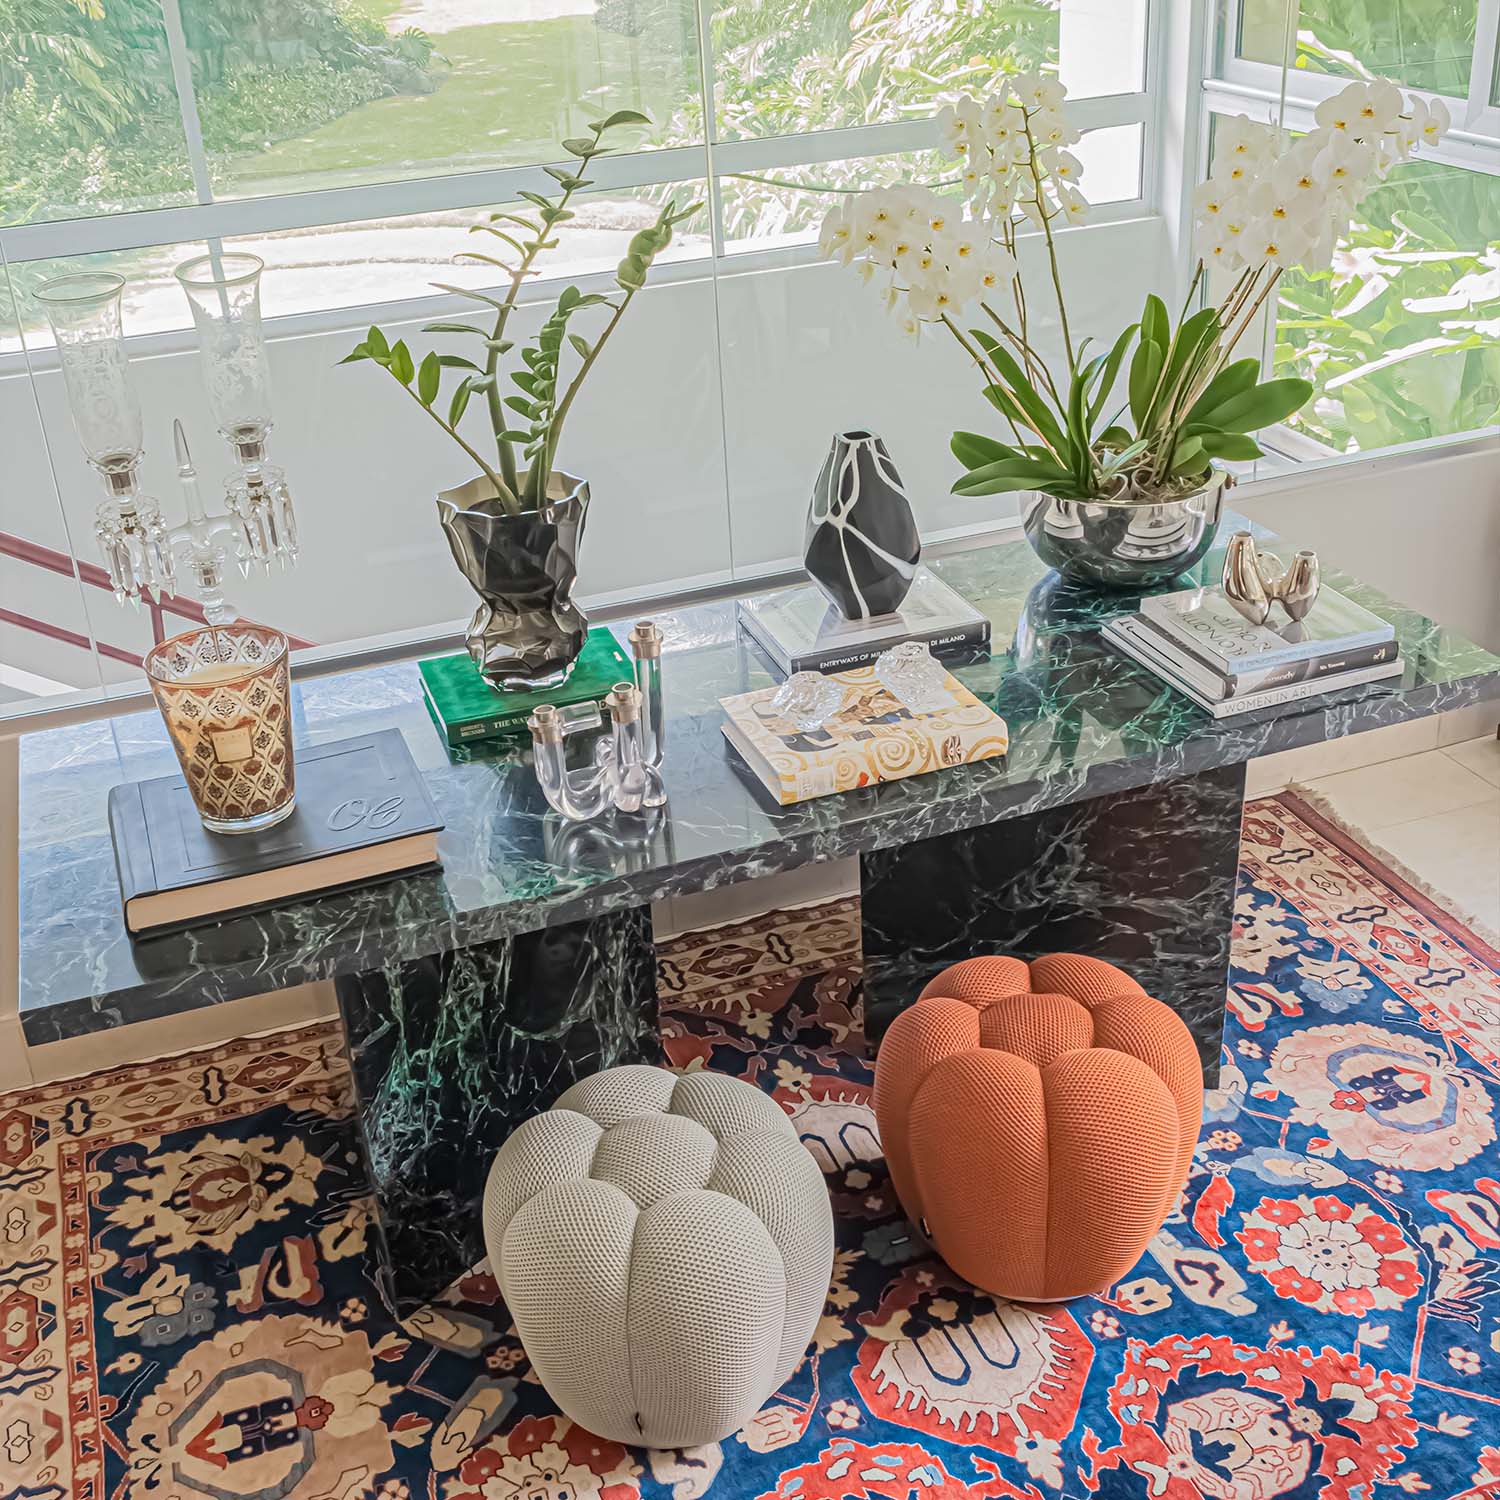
[218,15,695,198]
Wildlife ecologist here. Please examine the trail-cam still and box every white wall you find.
[2,215,1170,702]
[1240,438,1500,654]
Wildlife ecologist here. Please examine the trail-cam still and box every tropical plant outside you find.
[0,0,437,225]
[1250,0,1498,453]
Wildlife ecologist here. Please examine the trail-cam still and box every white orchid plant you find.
[820,74,1449,504]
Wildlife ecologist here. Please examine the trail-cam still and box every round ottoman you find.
[482,1064,834,1448]
[874,953,1202,1301]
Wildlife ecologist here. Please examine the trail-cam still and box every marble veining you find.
[861,761,1247,1080]
[18,512,1500,1040]
[337,905,660,1309]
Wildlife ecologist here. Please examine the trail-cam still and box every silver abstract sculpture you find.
[1222,531,1321,627]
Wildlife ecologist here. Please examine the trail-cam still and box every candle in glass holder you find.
[145,624,295,834]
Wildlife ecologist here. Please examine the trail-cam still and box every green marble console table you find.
[17,518,1500,1309]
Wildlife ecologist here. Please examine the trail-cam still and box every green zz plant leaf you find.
[338,106,679,514]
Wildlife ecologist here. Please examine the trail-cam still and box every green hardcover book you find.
[419,629,632,747]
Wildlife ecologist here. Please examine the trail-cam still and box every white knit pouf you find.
[481,1063,835,1448]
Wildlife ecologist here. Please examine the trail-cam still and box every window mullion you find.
[158,0,215,208]
[1467,0,1500,124]
[691,0,726,258]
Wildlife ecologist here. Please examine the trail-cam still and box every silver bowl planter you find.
[1019,473,1232,590]
[437,471,589,690]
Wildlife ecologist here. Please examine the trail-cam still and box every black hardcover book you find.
[109,729,443,936]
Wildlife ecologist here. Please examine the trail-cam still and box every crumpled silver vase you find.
[437,470,589,690]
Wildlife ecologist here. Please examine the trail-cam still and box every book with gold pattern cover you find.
[720,664,1008,805]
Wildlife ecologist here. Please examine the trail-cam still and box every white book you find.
[1104,616,1403,719]
[737,567,990,676]
[1141,583,1395,673]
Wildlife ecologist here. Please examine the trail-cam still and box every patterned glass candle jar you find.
[145,624,295,834]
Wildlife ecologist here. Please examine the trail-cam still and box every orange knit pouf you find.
[873,953,1203,1302]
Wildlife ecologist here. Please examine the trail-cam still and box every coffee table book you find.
[109,729,442,936]
[419,628,631,746]
[737,566,990,676]
[1103,615,1402,718]
[720,662,1008,805]
[1140,583,1395,675]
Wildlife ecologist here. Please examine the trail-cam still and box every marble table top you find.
[18,515,1500,1041]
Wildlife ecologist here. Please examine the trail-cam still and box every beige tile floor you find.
[1276,734,1500,942]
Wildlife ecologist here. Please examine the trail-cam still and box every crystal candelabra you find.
[36,254,299,613]
[35,272,174,601]
[175,252,297,570]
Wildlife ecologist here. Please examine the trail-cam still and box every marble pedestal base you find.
[860,763,1246,1080]
[335,904,660,1311]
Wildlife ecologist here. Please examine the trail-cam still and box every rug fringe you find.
[1269,783,1500,951]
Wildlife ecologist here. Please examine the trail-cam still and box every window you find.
[1,1,1155,716]
[1205,0,1500,459]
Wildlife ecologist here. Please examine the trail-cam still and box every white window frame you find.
[1197,0,1500,473]
[0,0,1153,279]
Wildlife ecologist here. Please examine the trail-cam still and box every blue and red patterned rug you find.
[5,792,1500,1500]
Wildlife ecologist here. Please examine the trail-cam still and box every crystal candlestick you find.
[35,272,173,602]
[175,253,298,569]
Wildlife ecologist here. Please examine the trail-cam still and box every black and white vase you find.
[804,430,921,621]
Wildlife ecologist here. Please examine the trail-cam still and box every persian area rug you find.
[4,792,1500,1500]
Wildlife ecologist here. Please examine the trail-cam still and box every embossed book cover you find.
[720,664,1008,805]
[109,729,442,935]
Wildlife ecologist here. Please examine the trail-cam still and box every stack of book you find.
[737,566,990,676]
[721,661,1008,804]
[110,730,443,936]
[1103,584,1401,718]
[419,628,632,747]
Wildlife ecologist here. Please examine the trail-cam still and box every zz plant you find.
[342,109,698,515]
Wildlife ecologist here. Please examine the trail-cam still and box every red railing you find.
[1,529,315,672]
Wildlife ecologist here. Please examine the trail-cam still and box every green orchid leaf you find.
[1197,431,1264,460]
[1196,376,1314,433]
[976,342,1068,452]
[1185,359,1262,424]
[952,457,1073,497]
[1088,322,1139,432]
[1158,306,1221,412]
[949,431,1020,469]
[1140,293,1169,352]
[1128,336,1165,428]
[1098,424,1135,449]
